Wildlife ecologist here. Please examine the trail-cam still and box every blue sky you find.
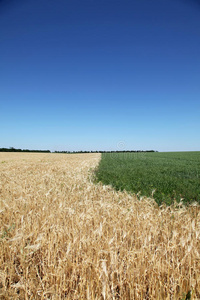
[0,0,200,152]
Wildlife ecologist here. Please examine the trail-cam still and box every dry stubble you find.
[0,152,200,299]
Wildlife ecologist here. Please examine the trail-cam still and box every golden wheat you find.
[0,152,199,299]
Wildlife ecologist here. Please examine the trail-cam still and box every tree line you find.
[0,147,157,153]
[52,150,157,153]
[0,147,50,153]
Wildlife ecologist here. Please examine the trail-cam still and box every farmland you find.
[95,151,200,206]
[0,152,200,299]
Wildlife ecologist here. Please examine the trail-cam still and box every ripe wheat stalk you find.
[0,152,199,299]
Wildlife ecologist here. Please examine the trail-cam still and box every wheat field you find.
[0,152,199,299]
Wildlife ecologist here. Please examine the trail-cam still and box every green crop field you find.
[95,151,200,206]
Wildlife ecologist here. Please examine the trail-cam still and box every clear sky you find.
[1,0,200,152]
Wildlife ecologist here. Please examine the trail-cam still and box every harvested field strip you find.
[0,153,200,299]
